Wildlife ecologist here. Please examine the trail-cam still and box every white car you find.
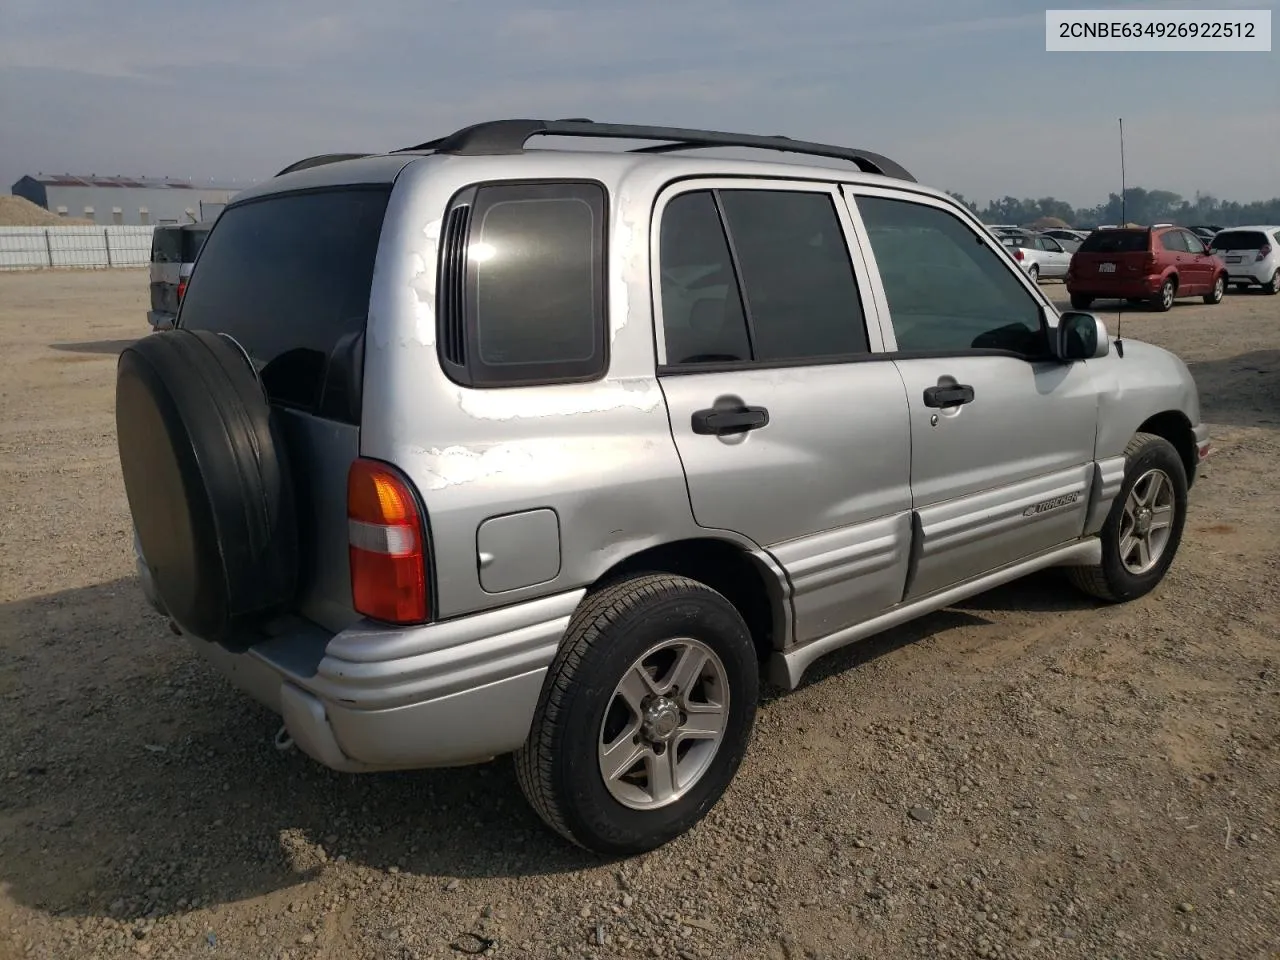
[1000,232,1073,282]
[1208,226,1280,294]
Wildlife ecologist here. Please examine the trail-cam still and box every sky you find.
[2,0,1277,208]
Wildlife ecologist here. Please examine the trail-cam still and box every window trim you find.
[649,177,885,372]
[436,178,610,389]
[839,184,1058,361]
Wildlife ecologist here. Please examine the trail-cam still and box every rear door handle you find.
[691,405,770,436]
[923,384,974,408]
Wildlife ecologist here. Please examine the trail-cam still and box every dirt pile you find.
[0,195,96,227]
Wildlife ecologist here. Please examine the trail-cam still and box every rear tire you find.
[1067,432,1187,603]
[1028,264,1040,283]
[1070,294,1093,310]
[1151,278,1176,312]
[1203,274,1225,304]
[1265,270,1280,295]
[515,573,759,856]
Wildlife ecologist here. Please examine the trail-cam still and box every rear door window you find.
[717,190,869,361]
[656,187,870,366]
[658,191,752,364]
[1159,231,1188,253]
[178,186,391,423]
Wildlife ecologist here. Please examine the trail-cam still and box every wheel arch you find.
[590,537,788,663]
[1136,410,1197,487]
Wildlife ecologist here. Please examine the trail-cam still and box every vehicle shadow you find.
[782,568,1095,696]
[0,578,598,924]
[1185,350,1280,430]
[49,338,137,356]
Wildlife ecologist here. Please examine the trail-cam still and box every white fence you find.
[0,226,155,271]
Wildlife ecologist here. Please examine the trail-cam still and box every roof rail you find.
[395,118,915,181]
[274,153,373,177]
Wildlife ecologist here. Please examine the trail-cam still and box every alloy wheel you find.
[1118,468,1176,575]
[598,637,730,810]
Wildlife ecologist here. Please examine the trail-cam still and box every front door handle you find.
[691,405,770,436]
[923,383,974,408]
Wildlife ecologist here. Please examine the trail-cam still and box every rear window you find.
[178,187,390,424]
[1077,230,1148,254]
[1210,231,1268,251]
[150,227,184,263]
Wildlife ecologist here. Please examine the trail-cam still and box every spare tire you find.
[115,329,299,648]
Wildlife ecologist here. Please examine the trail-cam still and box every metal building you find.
[11,174,244,226]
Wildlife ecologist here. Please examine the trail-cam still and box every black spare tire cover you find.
[116,330,299,647]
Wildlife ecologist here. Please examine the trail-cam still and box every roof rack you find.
[274,153,373,177]
[394,118,915,181]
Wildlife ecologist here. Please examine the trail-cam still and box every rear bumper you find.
[146,309,176,331]
[1221,263,1270,284]
[1066,274,1163,298]
[134,533,580,771]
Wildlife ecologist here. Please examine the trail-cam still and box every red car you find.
[1066,225,1228,312]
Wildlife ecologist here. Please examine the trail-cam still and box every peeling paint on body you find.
[416,444,540,490]
[457,379,661,420]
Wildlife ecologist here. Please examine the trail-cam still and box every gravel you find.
[0,269,1277,959]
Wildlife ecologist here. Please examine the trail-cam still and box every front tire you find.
[1203,274,1225,304]
[515,573,759,856]
[1152,278,1177,312]
[1068,432,1188,603]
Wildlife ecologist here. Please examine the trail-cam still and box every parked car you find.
[115,118,1210,855]
[1066,225,1227,311]
[1000,231,1073,281]
[1188,225,1224,244]
[147,222,211,331]
[1207,226,1280,294]
[1040,228,1089,252]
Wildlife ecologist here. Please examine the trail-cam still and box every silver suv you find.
[115,119,1210,855]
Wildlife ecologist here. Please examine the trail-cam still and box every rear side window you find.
[1078,230,1148,254]
[178,187,390,424]
[1159,230,1188,253]
[657,187,870,367]
[438,181,607,387]
[1211,230,1268,251]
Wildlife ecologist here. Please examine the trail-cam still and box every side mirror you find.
[1055,311,1110,361]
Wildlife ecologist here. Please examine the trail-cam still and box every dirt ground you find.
[0,269,1276,960]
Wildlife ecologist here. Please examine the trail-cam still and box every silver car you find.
[1001,231,1074,281]
[115,119,1210,855]
[145,222,210,331]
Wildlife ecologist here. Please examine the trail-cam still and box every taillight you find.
[347,458,428,624]
[1013,248,1024,261]
[1258,244,1272,262]
[1144,251,1158,272]
[177,279,188,301]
